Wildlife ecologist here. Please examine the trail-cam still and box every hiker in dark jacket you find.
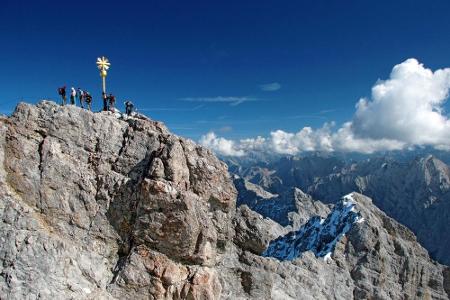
[102,92,108,111]
[77,88,84,108]
[108,93,116,112]
[124,100,134,116]
[58,86,67,105]
[85,92,92,111]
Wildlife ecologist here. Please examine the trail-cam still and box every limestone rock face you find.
[309,156,450,265]
[263,194,362,260]
[222,193,450,300]
[233,205,287,255]
[230,154,450,265]
[0,101,448,300]
[109,245,222,300]
[0,101,235,299]
[235,175,330,229]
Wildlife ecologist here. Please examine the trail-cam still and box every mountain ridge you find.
[0,101,448,299]
[229,153,450,265]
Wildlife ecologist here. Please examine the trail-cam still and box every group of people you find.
[102,92,116,112]
[57,86,134,116]
[57,86,93,111]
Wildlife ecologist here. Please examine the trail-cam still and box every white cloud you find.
[351,58,450,146]
[239,136,267,152]
[199,59,450,156]
[199,133,268,156]
[180,96,258,106]
[199,132,245,156]
[270,123,335,154]
[260,82,281,91]
[332,122,405,153]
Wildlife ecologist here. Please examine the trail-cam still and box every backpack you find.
[58,88,63,95]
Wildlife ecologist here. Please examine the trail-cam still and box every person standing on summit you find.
[102,92,108,111]
[85,91,92,111]
[124,100,134,116]
[77,87,84,108]
[108,93,116,112]
[70,87,76,105]
[58,86,66,105]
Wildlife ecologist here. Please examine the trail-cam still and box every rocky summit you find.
[0,101,449,299]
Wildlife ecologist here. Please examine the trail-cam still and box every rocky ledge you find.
[0,101,449,299]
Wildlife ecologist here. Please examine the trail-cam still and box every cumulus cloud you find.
[270,124,334,154]
[199,132,245,156]
[332,122,405,153]
[239,136,267,152]
[199,133,267,156]
[200,59,450,156]
[351,58,450,146]
[260,82,281,91]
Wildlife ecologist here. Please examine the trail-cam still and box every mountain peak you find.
[1,101,449,299]
[263,193,363,260]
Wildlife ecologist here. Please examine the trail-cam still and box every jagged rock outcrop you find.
[227,155,344,194]
[231,154,450,265]
[235,176,330,228]
[233,205,287,255]
[0,101,235,299]
[222,193,450,299]
[263,194,362,260]
[0,101,448,299]
[308,155,450,266]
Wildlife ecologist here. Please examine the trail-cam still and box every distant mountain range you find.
[225,153,450,265]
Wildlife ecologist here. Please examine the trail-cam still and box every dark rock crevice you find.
[239,270,253,294]
[443,267,450,298]
[36,133,47,214]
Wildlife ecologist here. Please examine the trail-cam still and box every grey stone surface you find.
[309,156,450,266]
[230,154,450,265]
[220,193,450,300]
[0,101,448,299]
[0,101,235,299]
[235,175,330,228]
[233,205,287,255]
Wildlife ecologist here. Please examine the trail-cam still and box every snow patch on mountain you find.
[263,193,363,261]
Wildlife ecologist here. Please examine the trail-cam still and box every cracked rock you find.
[0,101,448,300]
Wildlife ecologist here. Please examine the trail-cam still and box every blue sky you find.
[2,0,450,144]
